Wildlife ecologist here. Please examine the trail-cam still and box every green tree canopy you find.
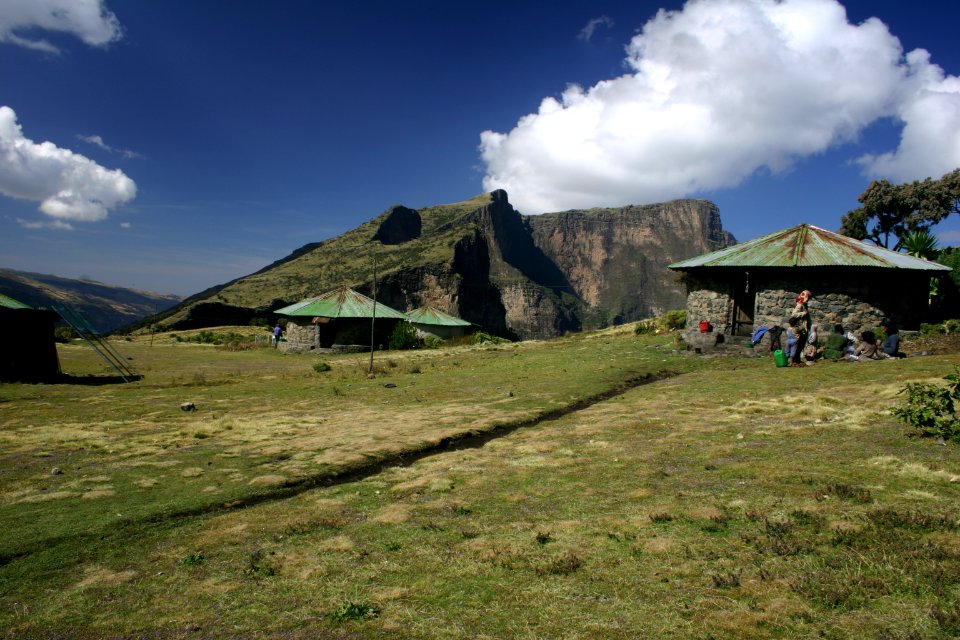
[840,168,960,250]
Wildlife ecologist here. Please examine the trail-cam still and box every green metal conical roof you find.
[275,286,408,319]
[669,224,951,270]
[0,293,32,309]
[405,305,472,327]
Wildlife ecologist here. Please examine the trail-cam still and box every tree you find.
[840,168,960,251]
[901,229,940,260]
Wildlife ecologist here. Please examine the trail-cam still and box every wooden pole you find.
[369,251,377,374]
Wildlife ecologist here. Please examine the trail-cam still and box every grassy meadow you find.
[2,327,960,638]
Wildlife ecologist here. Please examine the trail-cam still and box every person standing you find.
[272,323,282,348]
[789,290,811,364]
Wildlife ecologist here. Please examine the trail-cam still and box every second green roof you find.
[275,286,408,319]
[405,306,472,327]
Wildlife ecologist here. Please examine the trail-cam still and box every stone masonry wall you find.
[681,268,931,345]
[754,287,884,336]
[685,288,733,334]
[278,321,318,354]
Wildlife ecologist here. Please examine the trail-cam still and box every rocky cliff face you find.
[528,199,735,327]
[377,191,733,339]
[152,191,733,340]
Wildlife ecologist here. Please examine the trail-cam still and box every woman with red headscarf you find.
[789,290,811,364]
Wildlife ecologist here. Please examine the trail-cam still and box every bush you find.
[661,309,687,330]
[313,362,331,373]
[472,331,509,345]
[634,319,659,335]
[635,310,687,335]
[892,365,960,441]
[388,321,419,350]
[423,335,445,349]
[920,322,944,336]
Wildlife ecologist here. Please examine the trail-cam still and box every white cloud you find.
[578,16,614,43]
[119,221,130,228]
[481,0,960,214]
[0,106,137,223]
[856,50,960,181]
[0,0,121,53]
[78,133,142,159]
[17,217,74,231]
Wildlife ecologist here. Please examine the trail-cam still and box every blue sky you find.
[1,0,959,297]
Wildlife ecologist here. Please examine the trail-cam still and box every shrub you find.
[313,362,331,373]
[892,365,960,441]
[472,331,509,345]
[634,319,659,335]
[661,309,686,330]
[327,601,380,623]
[635,310,687,335]
[920,322,945,336]
[53,326,76,343]
[423,335,444,349]
[945,319,960,334]
[388,321,419,350]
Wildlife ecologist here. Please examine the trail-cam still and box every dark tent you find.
[0,294,61,382]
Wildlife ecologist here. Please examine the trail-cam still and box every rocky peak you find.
[371,205,421,245]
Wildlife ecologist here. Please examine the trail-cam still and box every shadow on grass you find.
[54,373,143,385]
[0,369,678,568]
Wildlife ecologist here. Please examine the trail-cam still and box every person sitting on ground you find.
[822,323,848,360]
[880,321,906,358]
[853,330,879,360]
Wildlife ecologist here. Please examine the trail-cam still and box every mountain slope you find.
[151,191,733,339]
[0,269,181,333]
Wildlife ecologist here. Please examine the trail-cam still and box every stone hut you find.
[0,293,61,382]
[275,286,408,353]
[668,224,950,344]
[405,305,473,340]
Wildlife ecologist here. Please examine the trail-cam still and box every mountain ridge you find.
[140,191,734,339]
[0,268,182,333]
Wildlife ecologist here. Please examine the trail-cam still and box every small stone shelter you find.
[668,224,950,340]
[275,286,408,352]
[405,306,473,340]
[0,293,61,382]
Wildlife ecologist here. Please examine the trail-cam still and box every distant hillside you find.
[146,191,734,339]
[0,269,181,333]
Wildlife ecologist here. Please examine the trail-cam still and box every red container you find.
[698,321,711,333]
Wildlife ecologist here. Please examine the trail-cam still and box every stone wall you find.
[685,288,733,334]
[278,320,319,354]
[753,272,927,334]
[680,267,932,341]
[753,286,884,335]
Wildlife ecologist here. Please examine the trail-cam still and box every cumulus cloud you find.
[578,16,614,43]
[855,49,960,181]
[0,0,121,53]
[0,106,137,223]
[481,0,960,214]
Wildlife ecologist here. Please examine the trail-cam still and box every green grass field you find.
[2,328,959,639]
